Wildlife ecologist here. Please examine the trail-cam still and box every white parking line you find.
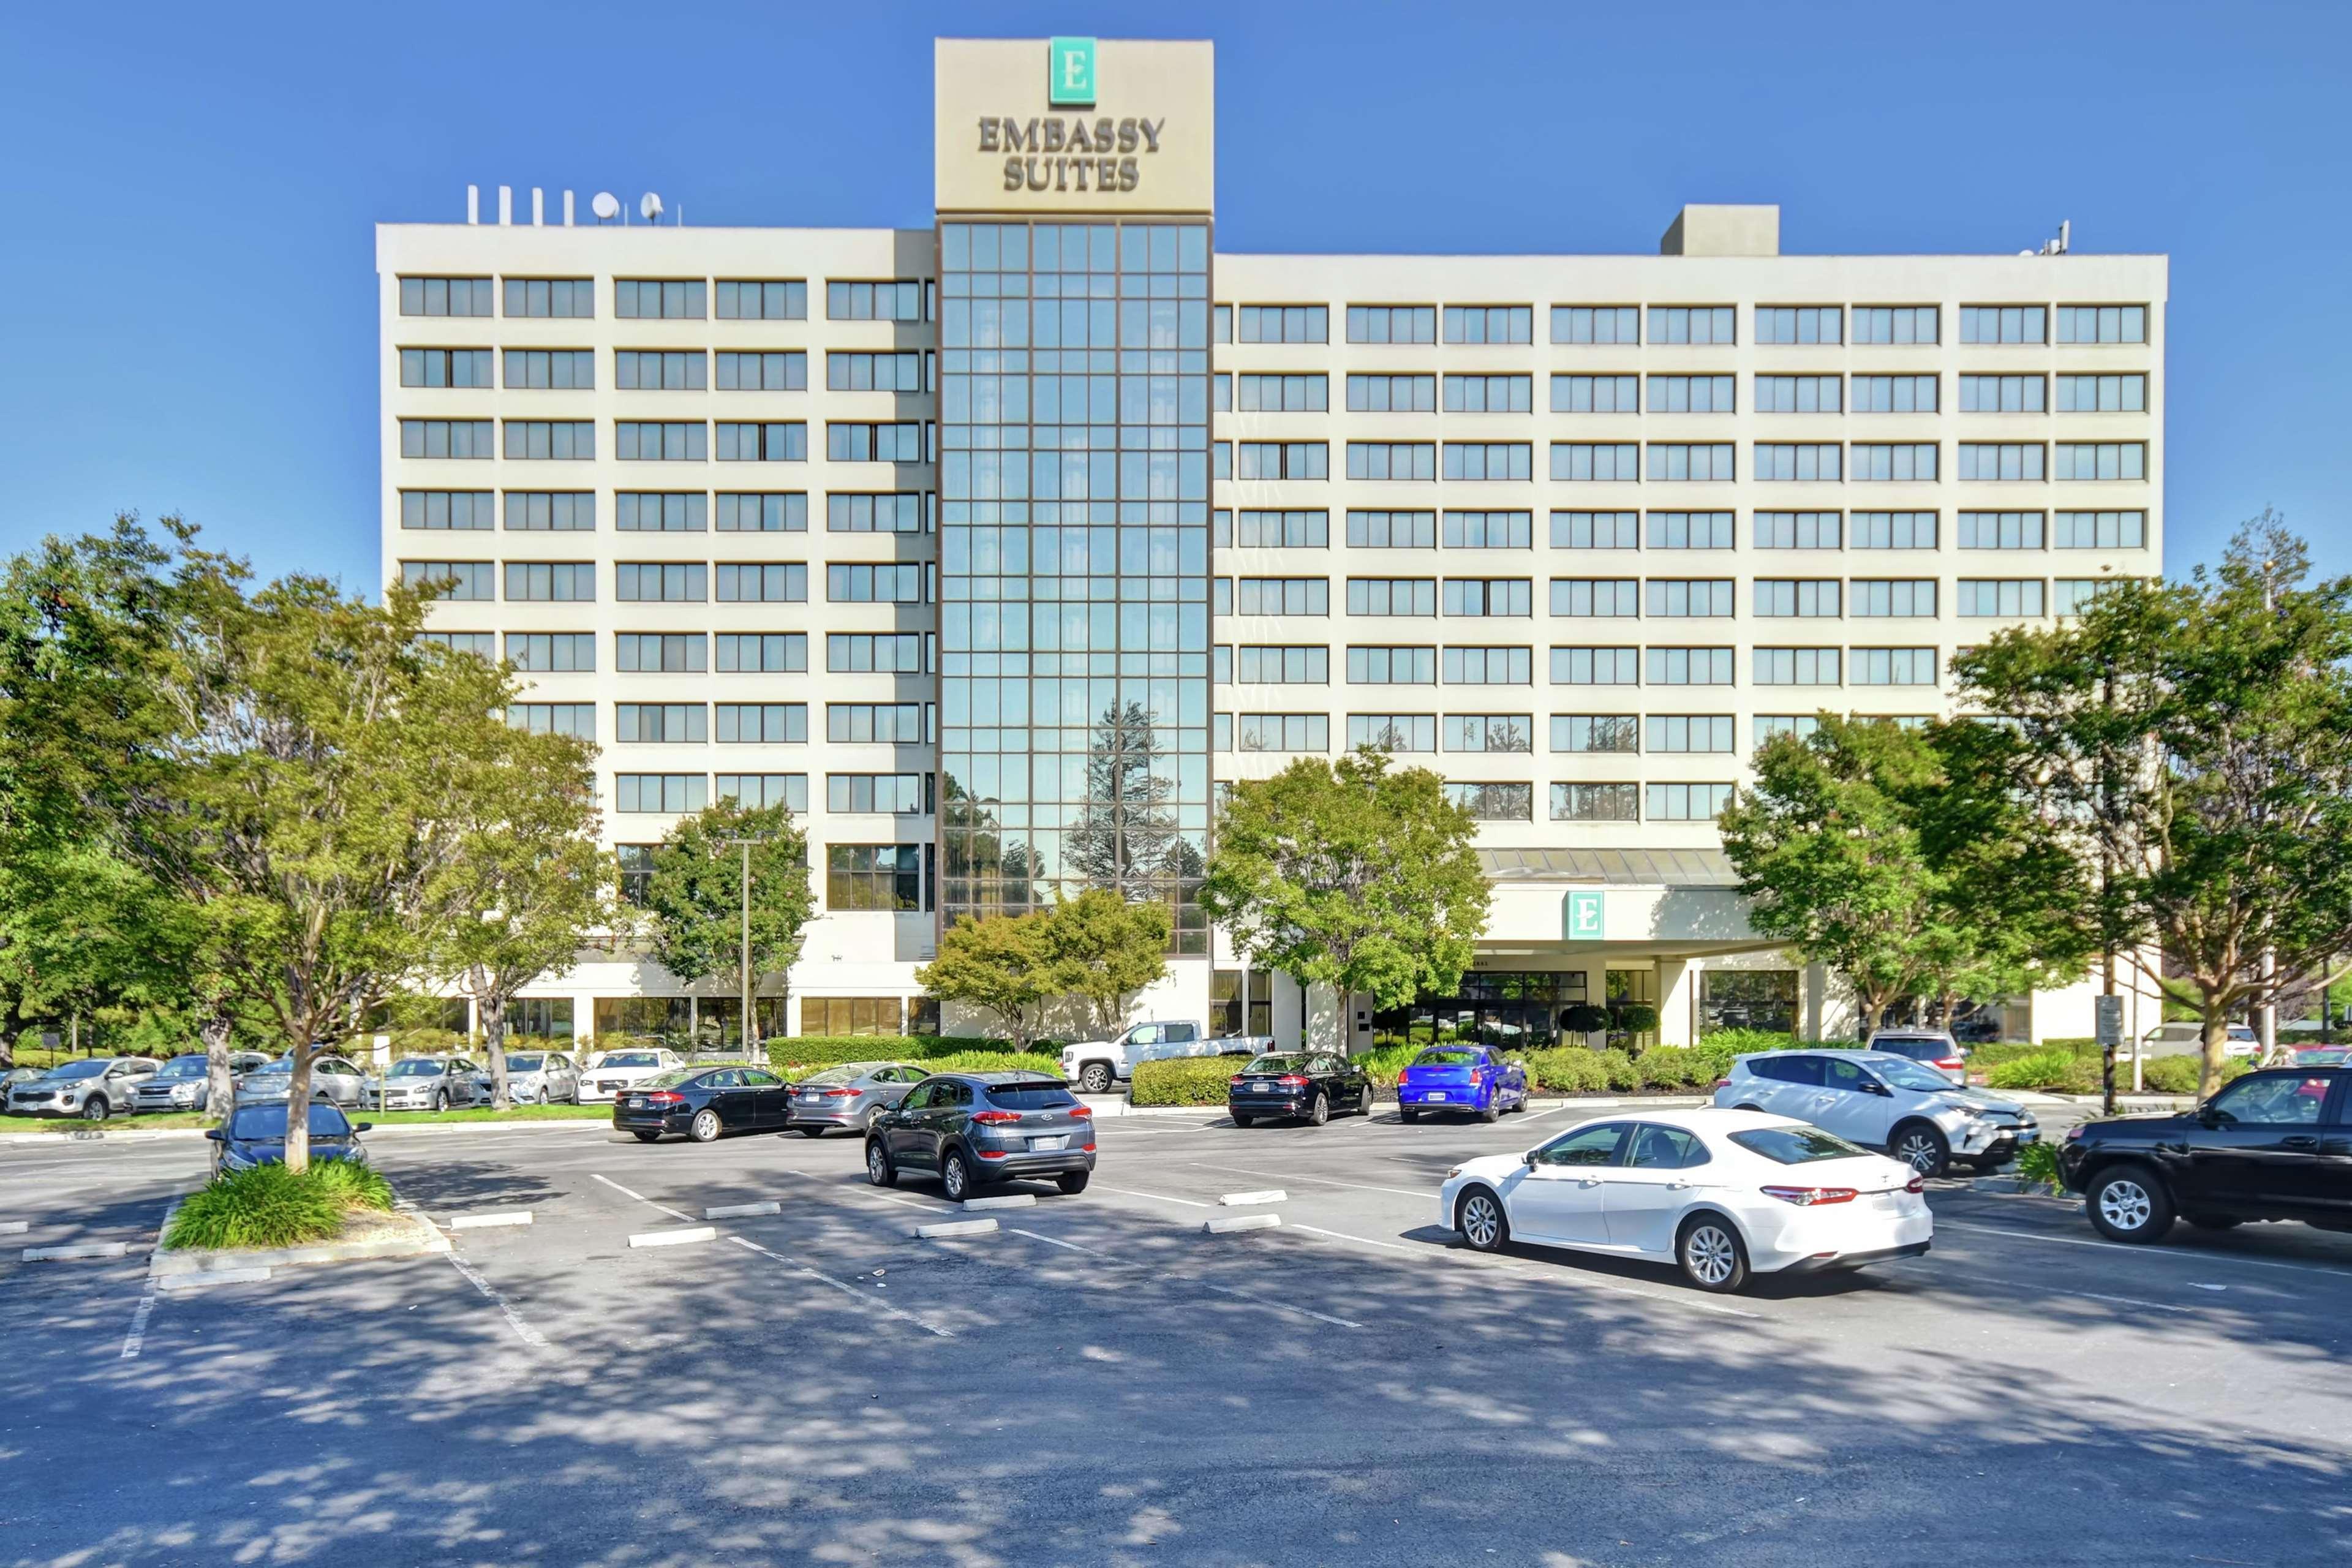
[1283,1222,1764,1321]
[119,1283,159,1359]
[1003,1227,1366,1330]
[1936,1221,2352,1280]
[1190,1161,1434,1201]
[445,1252,552,1350]
[728,1236,954,1338]
[590,1173,696,1223]
[1090,1183,1214,1209]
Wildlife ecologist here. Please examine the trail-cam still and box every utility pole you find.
[717,835,771,1061]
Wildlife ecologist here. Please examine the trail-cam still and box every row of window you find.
[399,276,931,323]
[1224,303,2149,347]
[399,489,935,534]
[506,699,937,746]
[1215,696,1934,756]
[419,629,934,675]
[398,347,933,393]
[1215,575,2114,620]
[398,418,934,464]
[1217,440,2148,484]
[1215,370,2148,416]
[401,559,930,605]
[1207,508,2146,552]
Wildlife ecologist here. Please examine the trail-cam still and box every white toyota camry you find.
[1438,1108,1931,1293]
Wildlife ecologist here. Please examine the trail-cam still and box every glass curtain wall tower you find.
[936,219,1215,950]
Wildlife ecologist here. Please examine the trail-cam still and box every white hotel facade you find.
[377,37,2167,1053]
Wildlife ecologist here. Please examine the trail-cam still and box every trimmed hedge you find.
[776,1048,1061,1083]
[1131,1057,1242,1107]
[1698,1028,1801,1057]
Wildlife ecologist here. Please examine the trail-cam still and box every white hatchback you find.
[1438,1109,1931,1293]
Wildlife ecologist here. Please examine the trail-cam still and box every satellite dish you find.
[639,192,665,222]
[590,191,620,222]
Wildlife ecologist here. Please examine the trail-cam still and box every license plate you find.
[796,1094,820,1102]
[2016,1129,2038,1144]
[627,1097,646,1109]
[1427,1091,1448,1102]
[1028,1134,1068,1152]
[1254,1083,1276,1093]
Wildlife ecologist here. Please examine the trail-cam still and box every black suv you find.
[865,1071,1095,1201]
[2057,1067,2352,1243]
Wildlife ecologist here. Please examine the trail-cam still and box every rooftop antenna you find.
[639,191,665,224]
[2038,219,2071,256]
[590,191,620,224]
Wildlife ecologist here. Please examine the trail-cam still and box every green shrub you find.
[165,1163,358,1251]
[764,1035,1054,1074]
[776,1049,1059,1083]
[1634,1046,1698,1090]
[2139,1055,2253,1095]
[1984,1049,2094,1091]
[1699,1028,1800,1057]
[306,1159,395,1212]
[1131,1057,1243,1106]
[1523,1047,1608,1093]
[1598,1049,1640,1092]
[2015,1141,2063,1188]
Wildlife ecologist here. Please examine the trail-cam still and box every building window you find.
[1552,714,1639,753]
[1442,646,1532,685]
[1648,783,1733,821]
[1852,374,1937,413]
[399,491,493,531]
[2056,305,2148,344]
[1852,306,1939,345]
[1958,511,2046,550]
[1852,443,1938,481]
[616,633,707,673]
[1754,306,1842,344]
[505,633,595,673]
[616,422,707,462]
[716,492,807,532]
[1647,306,1735,345]
[1751,375,1836,413]
[1752,511,1840,550]
[826,281,924,322]
[2054,579,2119,616]
[1959,374,2046,413]
[1553,511,1639,550]
[1646,579,1735,617]
[1347,577,1438,617]
[1753,647,1841,686]
[1346,373,1436,412]
[616,703,707,744]
[826,702,927,743]
[1850,579,1938,617]
[1958,442,2048,482]
[503,278,593,318]
[1346,510,1436,549]
[616,845,657,905]
[1238,578,1330,616]
[714,422,806,463]
[2054,510,2147,549]
[1237,713,1330,753]
[613,350,704,391]
[1852,647,1941,684]
[1237,646,1330,684]
[399,560,491,600]
[1552,782,1640,822]
[1238,305,1327,344]
[1237,373,1329,412]
[1646,715,1734,754]
[503,492,594,532]
[1444,373,1532,413]
[615,563,706,603]
[401,419,494,459]
[1549,578,1638,618]
[1956,580,2046,618]
[400,277,493,317]
[1446,782,1532,821]
[2056,442,2147,481]
[1646,647,1735,686]
[829,350,923,393]
[615,774,708,813]
[1346,305,1434,344]
[503,349,595,390]
[716,633,809,673]
[1754,443,1839,482]
[1639,511,1729,550]
[827,773,930,814]
[714,351,808,392]
[615,280,707,320]
[717,774,807,813]
[507,703,594,739]
[1346,714,1437,753]
[1443,306,1531,344]
[1443,443,1532,481]
[1754,715,1822,747]
[503,421,595,460]
[827,492,924,533]
[826,422,921,463]
[825,633,924,673]
[1552,374,1638,413]
[504,562,595,602]
[1442,714,1532,753]
[1851,511,1939,550]
[720,564,809,603]
[1552,647,1640,685]
[802,997,907,1036]
[2056,373,2147,413]
[399,348,492,388]
[717,279,807,320]
[1235,510,1329,548]
[826,563,922,604]
[1240,441,1330,480]
[1959,306,2048,344]
[1346,646,1436,685]
[1645,443,1736,482]
[1552,443,1640,482]
[616,492,707,532]
[716,703,807,744]
[1442,511,1531,549]
[1552,306,1640,344]
[1341,442,1425,481]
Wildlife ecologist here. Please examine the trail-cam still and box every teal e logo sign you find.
[1048,36,1096,106]
[1565,891,1605,941]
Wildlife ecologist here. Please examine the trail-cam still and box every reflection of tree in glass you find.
[1068,700,1180,898]
[942,776,1037,913]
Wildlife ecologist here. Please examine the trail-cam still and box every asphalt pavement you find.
[1,1101,2347,1567]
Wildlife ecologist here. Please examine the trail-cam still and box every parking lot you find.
[4,1102,2350,1566]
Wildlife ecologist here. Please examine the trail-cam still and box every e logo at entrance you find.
[1049,37,1096,105]
[1565,891,1605,941]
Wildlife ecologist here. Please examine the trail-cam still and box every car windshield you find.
[986,1083,1077,1110]
[388,1060,444,1077]
[597,1052,661,1068]
[49,1060,109,1081]
[247,1060,292,1077]
[227,1103,353,1139]
[2296,1047,2350,1065]
[154,1057,207,1080]
[1730,1126,1875,1164]
[1872,1058,1961,1093]
[799,1065,883,1086]
[636,1068,704,1090]
[1243,1054,1304,1074]
[505,1054,544,1071]
[1414,1049,1483,1066]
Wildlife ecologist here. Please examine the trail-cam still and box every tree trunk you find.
[284,1045,316,1174]
[200,1009,235,1124]
[2199,1001,2231,1101]
[482,984,510,1110]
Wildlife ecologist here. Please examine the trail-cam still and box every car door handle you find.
[1667,1181,1692,1191]
[1577,1177,1603,1187]
[2282,1135,2319,1148]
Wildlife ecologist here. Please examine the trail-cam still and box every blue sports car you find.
[1394,1046,1529,1123]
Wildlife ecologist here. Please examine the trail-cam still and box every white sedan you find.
[1438,1108,1931,1293]
[575,1047,684,1104]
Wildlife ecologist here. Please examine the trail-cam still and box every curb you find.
[1204,1213,1281,1235]
[1960,1176,2082,1207]
[148,1221,452,1277]
[0,1117,618,1152]
[916,1218,998,1240]
[960,1194,1036,1212]
[629,1226,715,1249]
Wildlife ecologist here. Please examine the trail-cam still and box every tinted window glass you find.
[1755,1055,1825,1086]
[1537,1122,1627,1166]
[1728,1126,1873,1163]
[1822,1057,1874,1092]
[742,1069,782,1087]
[1627,1125,1706,1169]
[1245,1054,1304,1074]
[899,1083,935,1110]
[986,1084,1078,1110]
[2207,1074,2331,1126]
[227,1103,353,1139]
[704,1070,742,1088]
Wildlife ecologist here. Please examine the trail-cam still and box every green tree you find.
[1956,516,2352,1096]
[1200,750,1488,1053]
[1043,887,1170,1036]
[916,911,1055,1049]
[641,798,815,1052]
[1066,700,1181,897]
[424,709,609,1108]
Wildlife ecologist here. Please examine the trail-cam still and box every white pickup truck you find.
[1060,1022,1274,1095]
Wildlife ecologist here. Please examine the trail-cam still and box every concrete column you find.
[571,995,595,1044]
[1305,982,1343,1054]
[1658,960,1695,1046]
[1272,974,1306,1050]
[1803,963,1828,1042]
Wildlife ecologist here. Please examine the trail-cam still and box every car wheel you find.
[1890,1122,1950,1179]
[1457,1188,1507,1253]
[1079,1063,1114,1095]
[1306,1092,1330,1128]
[631,1129,661,1144]
[1678,1216,1749,1293]
[1357,1085,1378,1118]
[942,1149,974,1202]
[1231,1112,1254,1128]
[1479,1096,1501,1125]
[865,1139,897,1187]
[1056,1171,1090,1196]
[1400,1109,1419,1125]
[532,1085,548,1107]
[2087,1165,2175,1243]
[688,1108,723,1144]
[433,1091,449,1114]
[81,1098,110,1123]
[2185,1213,2242,1231]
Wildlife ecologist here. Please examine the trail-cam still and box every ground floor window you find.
[1700,970,1796,1035]
[804,996,905,1036]
[1606,968,1659,1052]
[595,996,690,1041]
[1211,968,1275,1038]
[511,998,574,1039]
[1371,970,1587,1052]
[828,844,923,911]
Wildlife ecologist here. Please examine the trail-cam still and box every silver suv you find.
[1714,1049,2038,1177]
[134,1052,273,1114]
[7,1057,160,1120]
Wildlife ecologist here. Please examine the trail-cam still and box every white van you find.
[2138,1022,2259,1059]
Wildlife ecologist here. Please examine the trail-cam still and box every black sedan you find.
[206,1101,373,1174]
[612,1065,794,1144]
[1228,1050,1376,1128]
[865,1071,1094,1200]
[2059,1066,2351,1242]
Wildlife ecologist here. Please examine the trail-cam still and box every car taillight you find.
[1229,1076,1246,1086]
[1934,1058,1964,1071]
[1761,1186,1856,1206]
[1067,1104,1092,1118]
[971,1110,1021,1125]
[1080,1141,1097,1152]
[643,1091,684,1106]
[812,1087,853,1098]
[1713,1077,1733,1089]
[1277,1074,1310,1086]
[1905,1175,1925,1194]
[978,1148,1008,1158]
[2065,1125,2085,1140]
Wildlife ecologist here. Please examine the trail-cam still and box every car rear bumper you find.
[611,1107,691,1134]
[1751,1207,1934,1273]
[969,1145,1095,1179]
[1229,1094,1313,1118]
[1783,1240,1932,1273]
[789,1109,864,1130]
[1396,1086,1491,1110]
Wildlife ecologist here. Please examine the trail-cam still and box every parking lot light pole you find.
[716,836,769,1061]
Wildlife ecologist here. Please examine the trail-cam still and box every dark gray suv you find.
[865,1071,1095,1200]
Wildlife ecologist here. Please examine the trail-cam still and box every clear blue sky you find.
[2,0,2344,590]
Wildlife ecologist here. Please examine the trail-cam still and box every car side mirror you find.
[354,1121,373,1133]
[1522,1150,1539,1168]
[2196,1104,2224,1127]
[1864,1081,1891,1096]
[205,1128,226,1141]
